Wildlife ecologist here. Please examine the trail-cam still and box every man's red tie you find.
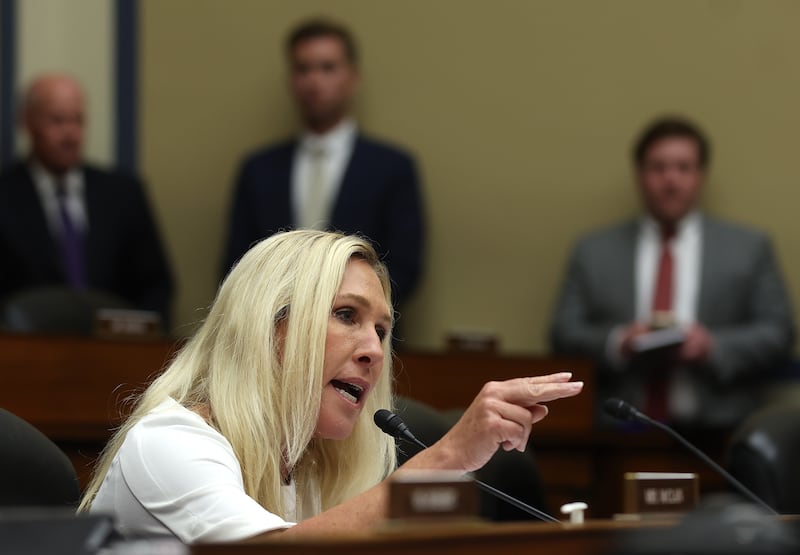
[646,225,676,421]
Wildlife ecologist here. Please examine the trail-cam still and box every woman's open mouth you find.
[331,379,365,404]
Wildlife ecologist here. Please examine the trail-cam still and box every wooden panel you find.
[536,451,594,489]
[0,333,177,439]
[0,333,177,489]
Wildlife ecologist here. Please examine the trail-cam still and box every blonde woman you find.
[79,230,582,543]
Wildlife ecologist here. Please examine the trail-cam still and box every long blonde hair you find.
[79,230,397,518]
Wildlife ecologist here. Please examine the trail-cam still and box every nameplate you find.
[389,470,478,521]
[94,309,162,340]
[623,472,698,514]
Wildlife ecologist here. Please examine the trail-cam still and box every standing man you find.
[550,117,794,428]
[222,19,425,307]
[0,74,174,325]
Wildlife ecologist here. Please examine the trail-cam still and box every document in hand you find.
[631,327,686,353]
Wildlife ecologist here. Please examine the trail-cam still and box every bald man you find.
[0,74,174,325]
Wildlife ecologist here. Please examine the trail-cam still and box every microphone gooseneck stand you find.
[373,409,561,523]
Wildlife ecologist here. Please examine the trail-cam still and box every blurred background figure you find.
[550,116,794,429]
[0,74,174,327]
[221,18,425,309]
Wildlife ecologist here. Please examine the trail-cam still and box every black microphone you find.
[602,398,778,515]
[374,409,423,448]
[374,409,561,523]
[603,397,646,423]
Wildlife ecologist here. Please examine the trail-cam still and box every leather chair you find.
[393,396,548,521]
[0,511,115,555]
[0,286,132,335]
[726,402,800,514]
[0,408,80,507]
[393,396,451,465]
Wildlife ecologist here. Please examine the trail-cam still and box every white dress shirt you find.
[291,119,357,229]
[608,212,703,361]
[30,161,89,236]
[91,398,303,543]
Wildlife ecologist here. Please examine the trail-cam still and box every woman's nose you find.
[355,328,384,367]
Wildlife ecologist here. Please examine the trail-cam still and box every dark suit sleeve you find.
[122,176,174,325]
[708,236,795,384]
[221,144,295,279]
[381,155,425,306]
[222,159,260,277]
[549,241,616,363]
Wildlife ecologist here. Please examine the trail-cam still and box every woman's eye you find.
[376,327,387,342]
[334,308,355,323]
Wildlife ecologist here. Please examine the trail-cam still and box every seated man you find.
[0,74,174,326]
[550,117,794,428]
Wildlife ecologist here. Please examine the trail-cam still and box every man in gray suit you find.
[550,117,794,428]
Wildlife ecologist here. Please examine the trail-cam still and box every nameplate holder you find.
[623,472,698,514]
[446,329,498,353]
[388,470,479,522]
[94,308,162,340]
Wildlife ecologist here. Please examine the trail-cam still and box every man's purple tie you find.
[55,183,87,289]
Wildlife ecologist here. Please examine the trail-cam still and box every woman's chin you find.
[314,416,357,440]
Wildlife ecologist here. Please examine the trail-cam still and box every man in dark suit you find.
[222,19,425,307]
[0,74,173,325]
[550,117,794,428]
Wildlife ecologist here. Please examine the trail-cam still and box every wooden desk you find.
[192,519,671,555]
[392,352,729,515]
[194,516,800,555]
[0,333,178,484]
[0,335,594,494]
[0,334,731,516]
[0,333,177,438]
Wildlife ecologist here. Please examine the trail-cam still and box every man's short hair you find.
[633,117,710,169]
[286,18,358,64]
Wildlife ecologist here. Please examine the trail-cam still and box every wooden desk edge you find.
[192,519,677,555]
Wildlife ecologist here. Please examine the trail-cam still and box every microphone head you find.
[373,409,394,433]
[374,409,429,450]
[603,398,640,422]
[373,409,408,439]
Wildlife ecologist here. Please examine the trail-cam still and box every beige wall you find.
[16,0,113,165]
[141,0,800,352]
